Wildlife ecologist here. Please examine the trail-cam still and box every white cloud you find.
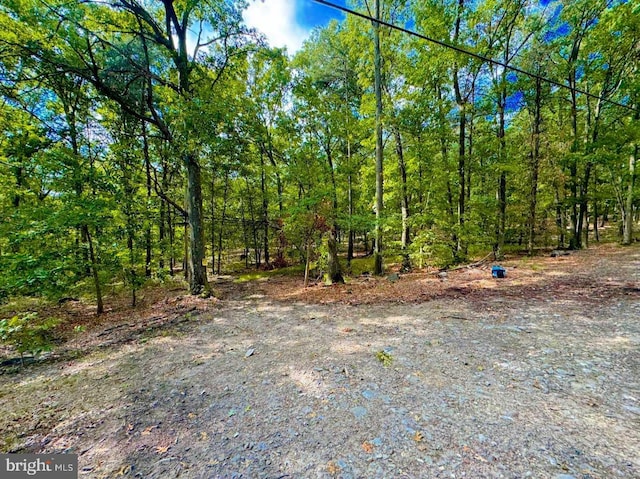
[243,0,310,53]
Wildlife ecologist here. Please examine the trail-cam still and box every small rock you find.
[387,273,400,282]
[362,390,377,400]
[245,348,255,358]
[623,405,640,415]
[351,406,368,419]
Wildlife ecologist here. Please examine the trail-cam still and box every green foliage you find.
[0,313,59,357]
[0,0,638,302]
[376,350,393,367]
[409,229,455,269]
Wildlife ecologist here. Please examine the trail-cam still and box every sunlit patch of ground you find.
[0,244,639,477]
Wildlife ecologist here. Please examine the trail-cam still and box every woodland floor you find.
[1,244,639,478]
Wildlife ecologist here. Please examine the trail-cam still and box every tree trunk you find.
[568,61,581,249]
[159,198,166,270]
[183,222,188,281]
[246,178,260,266]
[82,225,103,315]
[241,200,250,268]
[159,165,169,271]
[394,127,411,271]
[142,121,152,278]
[623,145,638,245]
[494,86,507,260]
[347,171,354,265]
[184,154,211,295]
[168,205,175,276]
[260,153,270,266]
[467,89,474,206]
[128,224,136,307]
[373,0,384,276]
[456,105,466,260]
[555,184,565,249]
[528,76,542,255]
[453,0,466,261]
[217,172,229,275]
[327,229,343,284]
[577,162,592,246]
[304,238,312,288]
[210,173,216,274]
[325,147,344,284]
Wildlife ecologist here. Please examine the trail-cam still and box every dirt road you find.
[1,245,639,478]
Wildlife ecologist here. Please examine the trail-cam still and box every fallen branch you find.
[438,252,493,273]
[439,315,471,321]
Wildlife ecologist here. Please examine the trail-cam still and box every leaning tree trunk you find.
[82,225,104,315]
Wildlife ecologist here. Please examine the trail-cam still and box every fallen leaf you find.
[413,431,424,442]
[141,426,156,436]
[200,431,209,441]
[192,356,205,365]
[341,328,355,333]
[362,441,374,453]
[155,445,170,454]
[188,413,197,419]
[327,461,341,475]
[115,465,131,476]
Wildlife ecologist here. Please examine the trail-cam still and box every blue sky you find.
[243,0,345,53]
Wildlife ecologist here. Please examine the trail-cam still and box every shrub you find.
[0,313,59,363]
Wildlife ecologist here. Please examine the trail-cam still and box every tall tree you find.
[0,0,253,294]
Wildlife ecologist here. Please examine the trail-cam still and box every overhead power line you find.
[312,0,638,114]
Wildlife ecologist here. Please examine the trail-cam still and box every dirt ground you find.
[1,244,639,478]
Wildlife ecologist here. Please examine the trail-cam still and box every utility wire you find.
[312,0,638,113]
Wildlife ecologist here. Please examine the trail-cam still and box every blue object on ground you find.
[492,265,506,278]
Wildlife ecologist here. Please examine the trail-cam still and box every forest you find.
[0,0,639,310]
